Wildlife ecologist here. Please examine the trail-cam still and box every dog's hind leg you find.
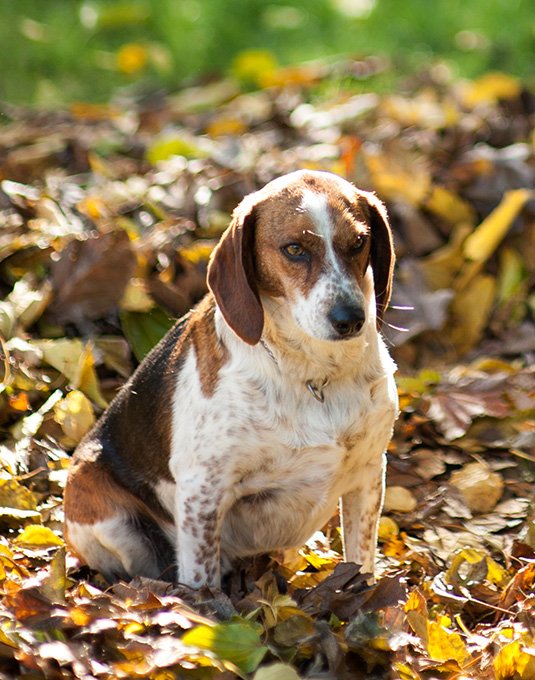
[64,458,171,581]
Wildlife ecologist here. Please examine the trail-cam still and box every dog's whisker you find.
[389,305,414,311]
[384,321,409,332]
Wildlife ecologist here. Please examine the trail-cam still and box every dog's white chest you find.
[166,345,396,560]
[218,380,393,556]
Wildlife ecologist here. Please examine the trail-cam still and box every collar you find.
[260,338,330,403]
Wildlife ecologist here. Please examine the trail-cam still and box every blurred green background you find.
[1,0,533,105]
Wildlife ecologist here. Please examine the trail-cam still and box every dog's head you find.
[207,170,395,345]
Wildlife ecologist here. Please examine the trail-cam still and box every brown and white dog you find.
[64,170,398,588]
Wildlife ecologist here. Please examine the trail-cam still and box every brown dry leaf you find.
[411,449,446,481]
[426,378,509,440]
[48,230,136,324]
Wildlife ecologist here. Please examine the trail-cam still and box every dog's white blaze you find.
[293,190,364,339]
[300,190,343,276]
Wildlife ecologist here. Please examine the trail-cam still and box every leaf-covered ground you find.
[0,65,534,679]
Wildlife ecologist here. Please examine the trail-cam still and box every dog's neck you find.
[214,293,388,401]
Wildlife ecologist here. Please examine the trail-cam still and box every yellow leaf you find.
[146,135,207,164]
[383,486,417,513]
[0,628,17,649]
[497,247,526,303]
[494,640,535,679]
[180,242,214,265]
[382,532,408,560]
[450,462,504,513]
[54,390,96,448]
[463,189,532,263]
[120,278,155,313]
[427,621,470,665]
[116,43,148,74]
[206,116,247,138]
[77,196,108,220]
[378,516,399,542]
[232,49,278,87]
[8,393,30,412]
[41,547,68,603]
[463,72,521,107]
[15,524,64,548]
[261,64,320,88]
[405,589,428,616]
[183,622,267,674]
[422,224,471,290]
[486,556,510,588]
[425,186,476,227]
[364,148,431,205]
[0,478,38,511]
[449,274,496,353]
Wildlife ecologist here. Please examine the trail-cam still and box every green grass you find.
[1,0,534,105]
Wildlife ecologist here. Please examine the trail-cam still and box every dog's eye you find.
[348,236,365,256]
[282,243,308,260]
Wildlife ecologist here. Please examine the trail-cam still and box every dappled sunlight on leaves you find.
[0,57,533,677]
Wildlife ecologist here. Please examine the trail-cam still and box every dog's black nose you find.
[328,303,365,337]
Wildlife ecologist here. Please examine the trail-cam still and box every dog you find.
[64,170,398,588]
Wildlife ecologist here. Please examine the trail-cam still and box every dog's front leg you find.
[175,466,230,589]
[340,453,386,581]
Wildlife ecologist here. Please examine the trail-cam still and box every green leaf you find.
[120,307,175,361]
[182,621,267,675]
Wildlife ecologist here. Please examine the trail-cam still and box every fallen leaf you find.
[383,487,417,513]
[120,307,175,361]
[15,524,64,548]
[494,640,535,680]
[463,72,521,107]
[463,189,532,264]
[426,620,470,665]
[48,230,136,325]
[182,621,267,674]
[33,340,106,407]
[54,390,95,448]
[253,663,301,680]
[0,478,38,511]
[450,462,504,513]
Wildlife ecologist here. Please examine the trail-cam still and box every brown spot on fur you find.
[169,296,228,398]
[339,430,364,451]
[65,458,144,524]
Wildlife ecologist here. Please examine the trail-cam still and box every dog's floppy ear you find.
[363,192,395,329]
[207,199,264,345]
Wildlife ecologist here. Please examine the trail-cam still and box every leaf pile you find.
[0,64,534,678]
